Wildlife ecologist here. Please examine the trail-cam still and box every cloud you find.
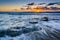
[27,3,35,5]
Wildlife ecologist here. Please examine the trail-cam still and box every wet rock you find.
[6,29,22,37]
[29,22,38,24]
[0,30,5,37]
[41,17,49,21]
[22,27,39,34]
[11,27,21,29]
[39,27,42,30]
[23,28,32,34]
[29,18,38,24]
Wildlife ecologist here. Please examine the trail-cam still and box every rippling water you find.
[0,12,60,40]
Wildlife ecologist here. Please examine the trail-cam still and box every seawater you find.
[0,12,60,40]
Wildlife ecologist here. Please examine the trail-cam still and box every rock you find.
[29,18,38,24]
[22,27,39,34]
[6,29,22,37]
[0,30,5,37]
[23,28,32,34]
[41,17,49,21]
[29,22,38,24]
[11,27,21,29]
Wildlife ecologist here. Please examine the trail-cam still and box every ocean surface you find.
[0,12,60,40]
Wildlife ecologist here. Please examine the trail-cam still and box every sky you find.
[0,0,60,11]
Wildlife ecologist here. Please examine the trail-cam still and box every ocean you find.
[0,12,60,40]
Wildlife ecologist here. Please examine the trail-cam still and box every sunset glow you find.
[0,0,60,12]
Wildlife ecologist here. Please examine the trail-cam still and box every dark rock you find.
[39,27,42,30]
[0,30,5,37]
[22,27,39,34]
[11,27,21,29]
[23,28,32,34]
[6,29,22,37]
[41,17,49,21]
[29,22,38,24]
